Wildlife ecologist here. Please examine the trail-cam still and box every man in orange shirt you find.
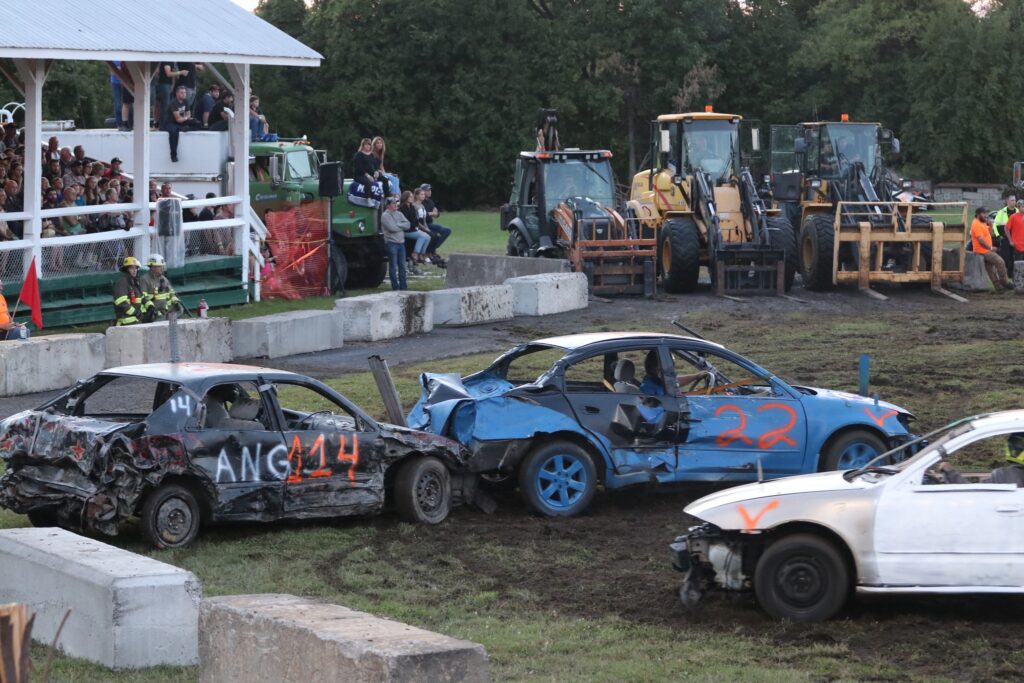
[1006,208,1024,262]
[971,207,1012,289]
[0,279,28,341]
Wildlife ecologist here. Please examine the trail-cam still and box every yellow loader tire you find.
[799,214,835,290]
[661,218,701,294]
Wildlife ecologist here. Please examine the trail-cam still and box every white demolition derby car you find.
[671,410,1024,621]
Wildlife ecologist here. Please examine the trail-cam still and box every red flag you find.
[18,257,42,330]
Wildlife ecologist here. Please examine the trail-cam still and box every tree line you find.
[2,0,1021,208]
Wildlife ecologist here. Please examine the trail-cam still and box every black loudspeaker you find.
[319,161,343,197]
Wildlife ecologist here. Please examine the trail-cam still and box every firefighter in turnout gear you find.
[140,254,179,322]
[112,256,144,326]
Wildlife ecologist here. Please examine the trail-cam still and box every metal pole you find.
[858,353,870,396]
[168,309,180,363]
[367,355,406,427]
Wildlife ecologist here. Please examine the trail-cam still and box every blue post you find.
[858,353,870,396]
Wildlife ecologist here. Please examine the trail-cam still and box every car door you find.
[186,380,288,519]
[560,346,682,484]
[668,345,807,479]
[268,380,383,517]
[874,430,1024,588]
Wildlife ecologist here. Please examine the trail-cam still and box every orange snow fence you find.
[260,202,329,300]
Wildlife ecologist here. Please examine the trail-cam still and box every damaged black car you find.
[0,362,472,548]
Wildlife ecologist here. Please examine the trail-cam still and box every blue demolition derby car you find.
[409,332,916,517]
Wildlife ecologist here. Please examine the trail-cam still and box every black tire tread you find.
[755,533,850,622]
[395,456,451,525]
[800,214,835,290]
[140,483,201,550]
[662,218,701,293]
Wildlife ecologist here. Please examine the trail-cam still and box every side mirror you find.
[1014,161,1023,189]
[750,127,761,153]
[901,179,912,190]
[659,129,671,154]
[794,138,807,155]
[269,156,282,188]
[891,137,901,155]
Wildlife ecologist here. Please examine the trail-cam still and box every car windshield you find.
[286,150,318,180]
[683,119,740,182]
[543,160,614,213]
[845,417,978,480]
[820,123,877,179]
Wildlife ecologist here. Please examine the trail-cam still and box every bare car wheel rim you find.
[775,554,828,609]
[416,470,444,513]
[535,453,588,510]
[157,497,193,544]
[836,441,881,469]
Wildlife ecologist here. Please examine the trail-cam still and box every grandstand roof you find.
[0,0,321,67]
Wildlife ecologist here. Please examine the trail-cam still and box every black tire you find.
[661,218,701,294]
[755,534,850,622]
[329,240,349,295]
[395,456,451,524]
[799,214,835,290]
[507,229,530,257]
[820,428,887,471]
[27,509,58,527]
[344,237,388,289]
[767,216,798,292]
[140,484,201,550]
[518,440,598,517]
[781,201,802,232]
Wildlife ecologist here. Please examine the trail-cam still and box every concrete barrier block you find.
[232,309,344,359]
[962,251,993,291]
[505,273,589,316]
[0,528,200,669]
[445,252,570,287]
[1014,261,1024,293]
[0,333,105,397]
[428,285,514,326]
[104,317,231,368]
[199,594,490,683]
[334,292,433,342]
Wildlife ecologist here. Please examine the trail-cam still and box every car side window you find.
[671,349,775,397]
[564,354,610,392]
[924,432,1024,487]
[272,382,358,431]
[564,349,661,395]
[64,376,178,419]
[202,381,272,430]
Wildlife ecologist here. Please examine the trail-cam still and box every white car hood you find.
[685,470,866,520]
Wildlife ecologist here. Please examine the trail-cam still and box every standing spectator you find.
[419,183,451,264]
[177,63,202,112]
[0,279,29,341]
[971,207,1012,290]
[160,182,173,199]
[196,82,220,127]
[155,62,180,128]
[207,91,234,132]
[110,60,123,129]
[992,195,1017,275]
[248,96,270,141]
[1006,204,1024,265]
[164,84,201,163]
[380,197,409,291]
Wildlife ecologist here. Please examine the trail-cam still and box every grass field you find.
[10,295,1024,682]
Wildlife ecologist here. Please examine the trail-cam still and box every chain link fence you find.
[184,226,236,259]
[0,245,26,285]
[40,236,135,279]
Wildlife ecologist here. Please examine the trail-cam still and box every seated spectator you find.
[213,203,235,254]
[93,188,129,232]
[39,176,49,195]
[200,192,217,221]
[0,190,14,241]
[90,161,105,180]
[3,179,23,239]
[420,183,451,266]
[50,178,64,203]
[160,182,173,199]
[248,96,274,141]
[207,92,234,132]
[196,83,221,127]
[372,137,399,197]
[399,190,431,268]
[63,160,87,189]
[44,159,62,183]
[83,176,102,206]
[105,157,126,180]
[2,124,17,150]
[58,147,73,174]
[0,278,29,341]
[349,138,385,207]
[40,190,59,237]
[73,183,87,207]
[164,84,202,163]
[60,186,85,235]
[45,136,59,163]
[73,145,95,166]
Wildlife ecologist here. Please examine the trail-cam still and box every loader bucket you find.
[572,213,657,297]
[712,244,786,295]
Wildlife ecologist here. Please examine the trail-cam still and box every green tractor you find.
[250,140,386,291]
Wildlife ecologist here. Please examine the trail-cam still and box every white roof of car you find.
[534,332,724,351]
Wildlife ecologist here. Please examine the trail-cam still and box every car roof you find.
[533,332,725,351]
[101,362,306,383]
[967,410,1024,431]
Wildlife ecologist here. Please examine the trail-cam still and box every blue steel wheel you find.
[518,441,598,517]
[821,429,887,471]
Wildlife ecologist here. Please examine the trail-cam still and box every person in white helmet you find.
[140,254,179,322]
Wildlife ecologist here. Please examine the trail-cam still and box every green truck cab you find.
[249,140,387,290]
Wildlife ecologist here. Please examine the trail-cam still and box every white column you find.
[126,62,152,266]
[13,59,46,277]
[226,63,251,296]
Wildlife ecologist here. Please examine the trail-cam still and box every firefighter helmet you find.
[147,254,166,267]
[121,256,141,270]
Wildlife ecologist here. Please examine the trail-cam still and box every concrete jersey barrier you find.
[427,285,514,327]
[104,317,232,368]
[0,528,201,669]
[232,309,344,359]
[334,291,433,341]
[199,594,491,683]
[0,333,105,397]
[504,272,589,316]
[445,252,570,287]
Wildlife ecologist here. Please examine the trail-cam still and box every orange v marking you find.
[737,499,779,531]
[864,408,897,428]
